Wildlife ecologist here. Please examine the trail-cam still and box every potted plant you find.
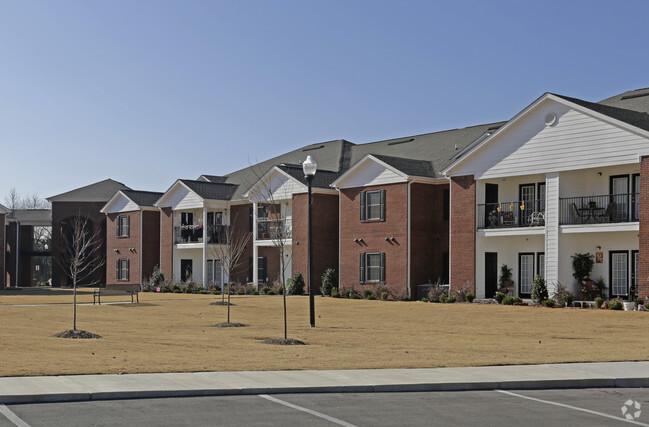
[498,264,514,294]
[572,253,594,291]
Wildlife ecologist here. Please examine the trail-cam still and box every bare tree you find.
[3,189,50,210]
[55,215,104,334]
[4,188,21,210]
[210,214,250,326]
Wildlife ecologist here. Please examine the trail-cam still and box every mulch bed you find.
[214,322,248,327]
[52,330,102,339]
[210,301,235,306]
[263,338,307,345]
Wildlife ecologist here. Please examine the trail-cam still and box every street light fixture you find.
[302,155,317,327]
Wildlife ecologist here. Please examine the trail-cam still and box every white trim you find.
[478,227,546,237]
[154,180,204,208]
[560,222,639,234]
[331,154,409,189]
[243,167,308,200]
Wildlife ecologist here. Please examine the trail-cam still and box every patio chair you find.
[572,203,589,223]
[596,202,615,223]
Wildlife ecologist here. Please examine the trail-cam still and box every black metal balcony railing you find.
[477,200,544,229]
[175,225,229,244]
[559,193,638,225]
[257,218,291,240]
[477,193,639,229]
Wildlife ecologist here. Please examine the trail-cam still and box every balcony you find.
[477,193,639,229]
[559,193,638,225]
[256,218,291,241]
[175,225,230,244]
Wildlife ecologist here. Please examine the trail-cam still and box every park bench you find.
[93,287,139,305]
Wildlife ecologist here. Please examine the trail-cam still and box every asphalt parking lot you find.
[2,388,648,426]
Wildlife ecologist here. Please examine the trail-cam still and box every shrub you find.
[531,275,548,304]
[608,300,623,310]
[381,291,389,300]
[501,296,514,305]
[542,299,556,307]
[391,287,410,301]
[552,282,573,307]
[236,287,245,295]
[595,297,604,308]
[444,295,456,304]
[428,284,448,303]
[454,285,473,302]
[367,295,376,300]
[261,286,271,295]
[421,297,429,303]
[331,289,340,298]
[198,289,208,294]
[171,284,182,293]
[362,289,373,299]
[267,289,276,295]
[634,297,644,309]
[286,272,305,295]
[465,292,475,303]
[344,288,359,299]
[494,292,506,304]
[320,268,338,296]
[512,296,522,304]
[571,253,594,282]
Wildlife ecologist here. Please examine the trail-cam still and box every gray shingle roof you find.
[180,180,239,201]
[598,87,649,114]
[555,94,649,133]
[47,179,131,203]
[6,209,52,223]
[276,164,341,189]
[121,190,164,207]
[198,175,229,183]
[371,154,437,177]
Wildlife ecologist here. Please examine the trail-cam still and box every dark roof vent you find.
[303,145,325,152]
[621,92,649,100]
[387,138,414,146]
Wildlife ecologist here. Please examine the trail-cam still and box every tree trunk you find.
[227,283,231,323]
[73,278,77,331]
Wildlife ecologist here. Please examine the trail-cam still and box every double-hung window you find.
[359,252,385,283]
[360,190,385,222]
[117,215,130,237]
[116,259,129,281]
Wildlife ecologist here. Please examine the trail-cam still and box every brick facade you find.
[639,157,649,299]
[51,201,107,287]
[292,193,339,293]
[450,175,476,294]
[339,183,409,298]
[0,214,4,288]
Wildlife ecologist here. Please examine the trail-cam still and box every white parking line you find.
[0,404,31,427]
[495,389,649,426]
[259,394,357,427]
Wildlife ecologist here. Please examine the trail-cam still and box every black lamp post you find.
[302,155,317,327]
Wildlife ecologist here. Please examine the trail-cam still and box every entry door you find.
[485,253,498,298]
[519,253,534,297]
[519,184,535,225]
[181,259,193,282]
[611,176,629,221]
[610,251,628,297]
[485,184,498,227]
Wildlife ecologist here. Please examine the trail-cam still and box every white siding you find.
[544,173,560,292]
[104,195,139,213]
[248,171,305,203]
[451,99,649,179]
[164,186,203,210]
[337,161,407,189]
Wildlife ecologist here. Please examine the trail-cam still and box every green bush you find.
[381,291,389,300]
[494,292,506,304]
[427,284,448,303]
[172,284,182,293]
[444,295,456,303]
[198,289,208,294]
[513,296,522,304]
[286,272,305,295]
[320,268,338,296]
[421,297,429,303]
[501,296,514,305]
[542,299,555,307]
[594,297,604,308]
[261,286,271,295]
[331,289,340,298]
[344,289,359,299]
[634,297,644,309]
[236,288,245,295]
[531,275,548,304]
[367,295,376,300]
[454,286,472,302]
[362,289,373,299]
[552,283,574,307]
[466,292,475,303]
[608,300,623,310]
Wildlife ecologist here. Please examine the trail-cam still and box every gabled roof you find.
[47,179,130,203]
[598,87,649,114]
[121,190,164,207]
[197,175,229,183]
[6,209,51,224]
[180,180,239,201]
[276,164,342,189]
[371,154,437,178]
[555,94,649,133]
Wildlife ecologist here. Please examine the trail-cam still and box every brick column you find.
[639,157,649,299]
[450,175,476,293]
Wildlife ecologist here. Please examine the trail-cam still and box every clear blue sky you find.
[2,0,648,201]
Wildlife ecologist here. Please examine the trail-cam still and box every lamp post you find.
[302,155,317,327]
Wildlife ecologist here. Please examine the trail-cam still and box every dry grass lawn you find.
[1,288,649,377]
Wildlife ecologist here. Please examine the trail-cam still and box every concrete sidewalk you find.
[1,362,648,404]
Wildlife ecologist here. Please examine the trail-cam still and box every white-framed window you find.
[116,259,129,281]
[117,215,130,237]
[519,253,534,296]
[360,190,385,222]
[610,251,628,296]
[359,252,385,283]
[537,253,545,280]
[207,259,223,286]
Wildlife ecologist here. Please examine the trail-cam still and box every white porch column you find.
[545,172,560,294]
[252,202,258,285]
[202,206,208,288]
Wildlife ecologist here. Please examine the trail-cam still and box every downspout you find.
[407,181,412,299]
[139,210,143,287]
[15,222,19,287]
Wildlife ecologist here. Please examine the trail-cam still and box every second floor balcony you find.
[477,193,638,229]
[256,218,291,241]
[175,225,230,244]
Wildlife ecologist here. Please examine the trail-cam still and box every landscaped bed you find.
[0,289,648,377]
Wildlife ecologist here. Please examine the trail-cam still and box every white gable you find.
[333,156,407,189]
[246,169,306,202]
[102,193,139,214]
[157,183,204,210]
[447,96,649,179]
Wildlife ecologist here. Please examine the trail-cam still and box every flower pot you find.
[623,301,635,311]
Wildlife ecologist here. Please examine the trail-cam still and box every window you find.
[537,253,545,280]
[632,250,639,297]
[610,251,628,297]
[359,252,385,283]
[248,257,267,283]
[116,259,129,281]
[207,259,223,286]
[519,253,534,296]
[181,212,193,226]
[117,215,129,237]
[360,190,385,222]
